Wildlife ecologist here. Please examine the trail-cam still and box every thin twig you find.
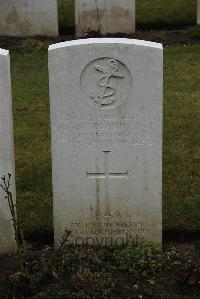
[0,173,26,272]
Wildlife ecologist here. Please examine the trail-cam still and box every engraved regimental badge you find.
[81,57,132,109]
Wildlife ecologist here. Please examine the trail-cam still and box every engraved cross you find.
[87,151,128,217]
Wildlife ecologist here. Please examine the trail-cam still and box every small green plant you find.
[189,25,200,38]
[21,38,49,52]
[115,241,165,277]
[72,266,112,298]
[45,228,71,275]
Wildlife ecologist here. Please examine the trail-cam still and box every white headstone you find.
[0,0,58,37]
[0,49,16,254]
[49,38,163,247]
[75,0,135,37]
[197,0,200,24]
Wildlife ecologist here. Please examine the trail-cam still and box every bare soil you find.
[0,240,199,299]
[0,29,199,52]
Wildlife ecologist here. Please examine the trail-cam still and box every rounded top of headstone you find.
[49,38,163,52]
[0,48,9,56]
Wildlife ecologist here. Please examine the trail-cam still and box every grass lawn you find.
[136,0,196,29]
[10,44,200,234]
[163,45,200,231]
[58,0,197,33]
[11,51,52,233]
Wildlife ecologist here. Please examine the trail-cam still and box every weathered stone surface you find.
[0,49,16,254]
[75,0,135,37]
[0,0,58,37]
[49,38,163,247]
[197,0,200,24]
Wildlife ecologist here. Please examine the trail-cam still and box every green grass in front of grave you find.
[58,0,197,33]
[11,51,53,233]
[163,45,200,231]
[10,45,200,234]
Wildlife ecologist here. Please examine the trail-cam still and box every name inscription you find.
[54,112,159,146]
